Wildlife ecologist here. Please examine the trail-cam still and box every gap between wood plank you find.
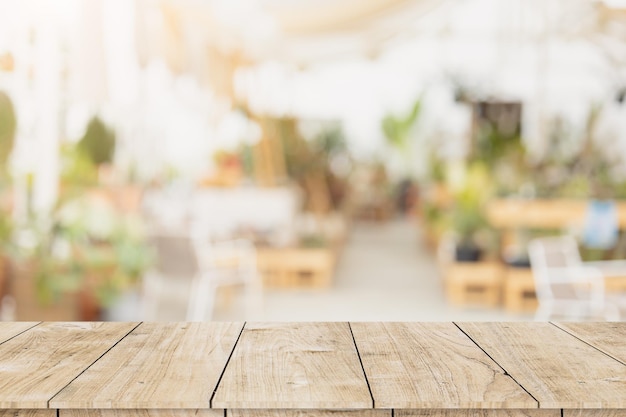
[452,322,540,408]
[46,322,143,408]
[209,322,247,408]
[348,322,375,409]
[0,322,42,347]
[549,322,626,366]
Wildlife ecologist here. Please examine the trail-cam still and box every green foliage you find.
[77,116,116,167]
[471,101,522,164]
[0,91,16,168]
[311,125,347,156]
[530,105,625,199]
[381,99,421,152]
[426,151,446,183]
[423,202,443,224]
[0,211,13,253]
[16,197,153,307]
[299,233,327,248]
[60,143,98,186]
[449,162,493,242]
[276,118,347,180]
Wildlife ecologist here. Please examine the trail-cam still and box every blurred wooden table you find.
[0,322,625,417]
[486,199,626,229]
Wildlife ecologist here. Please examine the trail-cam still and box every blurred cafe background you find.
[1,0,626,321]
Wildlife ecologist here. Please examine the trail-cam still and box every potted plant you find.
[15,195,153,320]
[449,162,493,262]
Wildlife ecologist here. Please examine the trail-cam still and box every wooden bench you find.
[0,322,624,416]
[444,261,503,306]
[503,267,539,312]
[257,248,336,288]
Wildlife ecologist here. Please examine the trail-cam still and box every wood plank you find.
[486,199,626,229]
[0,322,39,344]
[554,322,626,365]
[212,322,372,409]
[0,411,55,417]
[51,322,244,409]
[229,411,389,417]
[564,411,626,417]
[457,322,626,408]
[350,323,537,409]
[60,410,222,417]
[398,411,558,417]
[0,322,137,408]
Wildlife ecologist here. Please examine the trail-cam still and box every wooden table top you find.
[0,322,624,414]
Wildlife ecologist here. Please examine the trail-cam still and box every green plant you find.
[426,150,446,183]
[449,162,493,245]
[381,99,421,174]
[0,91,16,170]
[273,118,350,212]
[382,99,421,152]
[16,196,153,307]
[77,116,116,167]
[60,143,98,186]
[299,233,327,248]
[471,101,522,164]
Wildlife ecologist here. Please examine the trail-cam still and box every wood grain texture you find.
[0,322,137,408]
[60,410,222,417]
[51,322,244,409]
[229,411,389,417]
[212,322,372,409]
[0,322,39,344]
[398,411,558,417]
[0,411,55,417]
[457,322,626,408]
[554,322,626,365]
[564,411,626,417]
[350,323,537,409]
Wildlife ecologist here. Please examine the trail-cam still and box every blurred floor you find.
[214,218,533,321]
[110,218,533,321]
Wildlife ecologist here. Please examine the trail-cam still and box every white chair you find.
[141,233,200,321]
[186,237,263,321]
[528,236,621,321]
[142,231,262,321]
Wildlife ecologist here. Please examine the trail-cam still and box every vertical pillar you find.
[32,3,60,212]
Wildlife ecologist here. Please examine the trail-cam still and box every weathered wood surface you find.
[60,410,222,417]
[228,411,390,417]
[456,322,626,409]
[0,322,137,408]
[0,322,39,344]
[563,411,626,417]
[554,322,626,365]
[51,322,244,409]
[397,411,559,417]
[0,322,625,412]
[212,322,372,409]
[0,411,55,417]
[350,322,537,409]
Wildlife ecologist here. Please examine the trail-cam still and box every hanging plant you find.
[381,99,422,171]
